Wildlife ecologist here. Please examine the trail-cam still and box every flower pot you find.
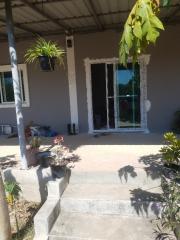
[40,157,51,168]
[51,165,67,178]
[26,147,39,167]
[38,56,56,71]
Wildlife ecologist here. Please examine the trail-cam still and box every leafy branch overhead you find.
[119,0,171,66]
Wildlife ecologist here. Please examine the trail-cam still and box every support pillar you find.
[66,36,79,129]
[5,0,28,169]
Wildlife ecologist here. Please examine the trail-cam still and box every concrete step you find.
[49,212,155,240]
[61,184,162,218]
[70,169,161,186]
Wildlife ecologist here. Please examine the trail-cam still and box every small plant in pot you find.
[50,135,74,178]
[24,38,65,71]
[26,136,41,167]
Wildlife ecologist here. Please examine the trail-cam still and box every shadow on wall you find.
[118,153,163,217]
[3,166,53,203]
[2,152,80,203]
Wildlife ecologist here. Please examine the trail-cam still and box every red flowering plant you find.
[51,135,72,167]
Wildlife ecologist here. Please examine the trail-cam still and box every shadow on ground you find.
[0,155,17,169]
[118,153,163,217]
[130,188,162,217]
[118,165,138,182]
[139,154,163,180]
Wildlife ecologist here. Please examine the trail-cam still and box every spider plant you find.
[25,38,65,71]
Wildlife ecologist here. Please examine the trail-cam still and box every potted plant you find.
[26,136,41,167]
[49,135,75,178]
[24,38,65,71]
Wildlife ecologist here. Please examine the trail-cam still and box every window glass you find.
[0,66,28,106]
[1,71,14,102]
[20,70,26,102]
[115,63,141,128]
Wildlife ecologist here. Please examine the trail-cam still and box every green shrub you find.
[161,177,180,231]
[4,181,21,205]
[160,132,180,166]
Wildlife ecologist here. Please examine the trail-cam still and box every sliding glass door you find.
[91,62,141,131]
[115,63,141,129]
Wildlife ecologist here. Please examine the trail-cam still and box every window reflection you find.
[116,63,141,128]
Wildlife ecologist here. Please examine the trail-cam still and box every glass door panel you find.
[107,64,115,129]
[115,63,141,128]
[91,64,108,130]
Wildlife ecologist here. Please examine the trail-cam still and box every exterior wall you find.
[75,26,180,133]
[147,26,180,132]
[0,26,180,133]
[75,31,118,132]
[0,36,71,133]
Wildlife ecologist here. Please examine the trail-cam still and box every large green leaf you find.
[124,25,133,48]
[133,21,142,39]
[146,28,160,43]
[150,15,165,30]
[142,21,150,36]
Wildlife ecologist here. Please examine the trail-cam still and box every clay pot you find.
[26,147,39,167]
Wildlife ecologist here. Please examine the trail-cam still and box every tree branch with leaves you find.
[119,0,171,66]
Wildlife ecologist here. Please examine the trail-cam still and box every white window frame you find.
[84,55,150,134]
[0,64,30,108]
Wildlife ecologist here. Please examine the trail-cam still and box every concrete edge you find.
[33,168,71,240]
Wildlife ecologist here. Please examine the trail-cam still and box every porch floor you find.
[0,133,164,171]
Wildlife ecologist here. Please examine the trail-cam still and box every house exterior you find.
[0,0,180,135]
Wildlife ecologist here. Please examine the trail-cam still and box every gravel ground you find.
[10,200,40,240]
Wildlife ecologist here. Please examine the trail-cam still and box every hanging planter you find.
[38,56,56,71]
[25,38,65,72]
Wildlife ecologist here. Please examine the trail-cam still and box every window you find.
[0,64,30,108]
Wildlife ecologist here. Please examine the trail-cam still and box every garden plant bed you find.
[9,199,40,240]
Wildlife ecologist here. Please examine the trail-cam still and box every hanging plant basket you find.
[38,56,56,71]
[24,38,65,72]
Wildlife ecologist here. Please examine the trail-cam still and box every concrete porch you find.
[1,133,165,239]
[0,132,164,171]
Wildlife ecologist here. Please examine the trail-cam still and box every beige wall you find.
[147,26,180,132]
[0,25,180,133]
[74,26,180,133]
[0,36,71,133]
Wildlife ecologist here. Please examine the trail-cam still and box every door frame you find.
[84,55,150,134]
